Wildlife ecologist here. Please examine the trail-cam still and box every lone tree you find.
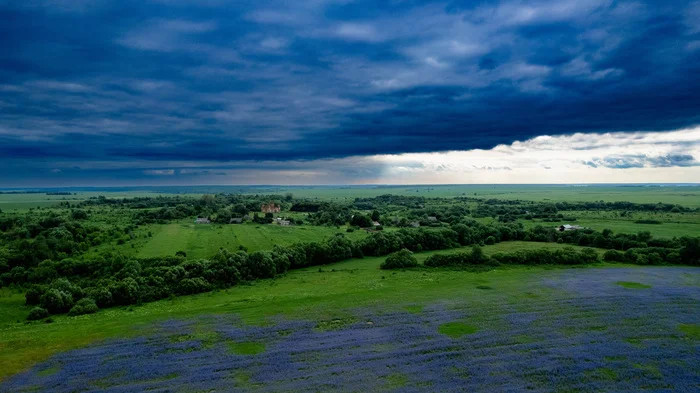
[381,248,418,270]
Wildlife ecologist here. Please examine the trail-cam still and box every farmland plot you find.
[2,267,698,392]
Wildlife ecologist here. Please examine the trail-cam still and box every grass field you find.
[135,223,369,258]
[517,210,700,238]
[0,254,697,390]
[0,191,200,211]
[2,184,700,210]
[0,241,612,381]
[1,185,698,390]
[241,184,700,207]
[88,222,370,259]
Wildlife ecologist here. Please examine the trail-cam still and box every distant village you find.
[194,202,291,226]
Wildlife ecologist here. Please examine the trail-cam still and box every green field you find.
[0,191,200,211]
[98,222,615,262]
[516,210,700,238]
[131,222,368,259]
[2,184,700,210]
[0,242,618,381]
[237,185,700,207]
[1,184,698,388]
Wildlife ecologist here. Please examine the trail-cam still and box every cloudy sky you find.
[1,0,699,186]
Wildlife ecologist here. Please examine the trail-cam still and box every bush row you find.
[17,223,700,319]
[418,245,600,268]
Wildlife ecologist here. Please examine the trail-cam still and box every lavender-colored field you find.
[3,267,699,392]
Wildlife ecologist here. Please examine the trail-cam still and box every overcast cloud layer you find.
[1,0,700,186]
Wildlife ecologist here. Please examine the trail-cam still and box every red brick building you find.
[261,202,281,213]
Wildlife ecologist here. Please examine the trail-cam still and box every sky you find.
[1,0,700,187]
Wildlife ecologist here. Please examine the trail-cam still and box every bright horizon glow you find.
[3,128,697,187]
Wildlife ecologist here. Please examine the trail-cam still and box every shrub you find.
[423,253,452,267]
[68,298,98,316]
[40,289,74,314]
[423,246,491,267]
[87,287,114,308]
[469,245,490,265]
[603,250,625,262]
[246,251,277,278]
[27,307,49,320]
[380,249,418,270]
[112,278,140,305]
[634,219,662,225]
[177,278,211,295]
[25,285,45,306]
[71,209,88,220]
[49,278,84,302]
[485,236,496,245]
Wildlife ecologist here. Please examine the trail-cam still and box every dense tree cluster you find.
[424,245,491,267]
[0,212,128,272]
[290,202,327,212]
[353,195,427,210]
[380,249,418,269]
[80,194,294,225]
[309,204,353,226]
[425,245,600,267]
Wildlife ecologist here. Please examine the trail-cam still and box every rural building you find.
[372,221,381,226]
[427,216,438,221]
[229,218,243,224]
[261,202,281,213]
[559,224,583,231]
[410,221,420,228]
[195,217,211,224]
[279,220,291,226]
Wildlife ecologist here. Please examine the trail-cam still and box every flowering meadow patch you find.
[2,267,698,392]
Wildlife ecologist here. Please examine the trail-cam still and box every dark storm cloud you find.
[1,0,700,185]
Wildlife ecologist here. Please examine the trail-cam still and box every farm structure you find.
[261,203,281,213]
[559,224,584,231]
[274,217,292,226]
[194,218,211,224]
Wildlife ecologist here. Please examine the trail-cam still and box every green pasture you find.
[0,191,200,212]
[0,241,613,381]
[519,211,700,238]
[95,222,369,259]
[239,185,700,207]
[136,222,369,258]
[2,184,699,211]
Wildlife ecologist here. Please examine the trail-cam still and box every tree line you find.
[7,219,698,320]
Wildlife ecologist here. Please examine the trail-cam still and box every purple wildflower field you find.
[2,267,699,392]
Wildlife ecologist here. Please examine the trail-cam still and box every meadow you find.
[517,210,700,239]
[98,221,369,259]
[1,258,698,392]
[0,242,608,382]
[0,185,698,391]
[3,184,700,210]
[249,184,700,207]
